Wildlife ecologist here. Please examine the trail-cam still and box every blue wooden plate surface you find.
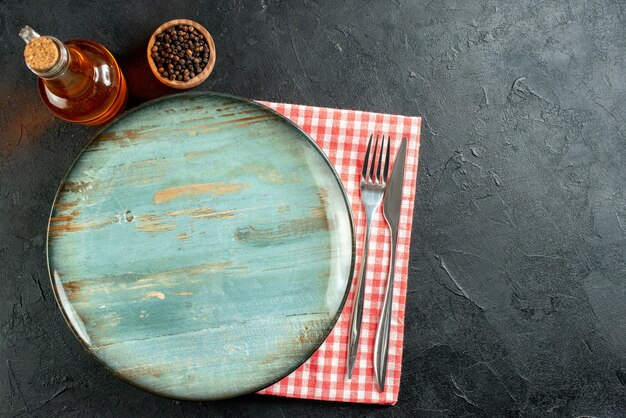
[47,92,355,400]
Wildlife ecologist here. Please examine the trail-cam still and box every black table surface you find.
[2,0,626,416]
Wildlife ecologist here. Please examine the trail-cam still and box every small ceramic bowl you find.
[147,19,216,89]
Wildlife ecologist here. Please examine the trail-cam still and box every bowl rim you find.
[146,18,216,89]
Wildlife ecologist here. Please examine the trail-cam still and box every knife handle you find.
[373,226,397,391]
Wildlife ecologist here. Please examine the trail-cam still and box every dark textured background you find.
[2,0,626,416]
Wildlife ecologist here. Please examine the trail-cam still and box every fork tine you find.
[376,136,386,182]
[369,135,379,181]
[383,136,391,181]
[362,134,373,180]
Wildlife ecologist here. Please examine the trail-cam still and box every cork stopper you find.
[24,37,60,72]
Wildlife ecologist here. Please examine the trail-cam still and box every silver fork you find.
[347,134,390,379]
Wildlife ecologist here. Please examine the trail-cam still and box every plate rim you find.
[45,91,356,400]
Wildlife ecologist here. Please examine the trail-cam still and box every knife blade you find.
[382,138,406,231]
[373,137,407,391]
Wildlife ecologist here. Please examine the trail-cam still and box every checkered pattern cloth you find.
[256,101,422,405]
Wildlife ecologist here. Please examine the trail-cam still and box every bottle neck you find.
[40,42,93,99]
[21,27,93,96]
[29,37,70,79]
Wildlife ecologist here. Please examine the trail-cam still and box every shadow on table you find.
[117,40,178,109]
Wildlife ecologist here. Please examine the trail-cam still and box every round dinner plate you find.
[47,93,355,400]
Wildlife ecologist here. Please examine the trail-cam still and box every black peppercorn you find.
[151,23,211,82]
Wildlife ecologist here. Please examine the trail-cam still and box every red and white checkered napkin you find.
[256,101,422,405]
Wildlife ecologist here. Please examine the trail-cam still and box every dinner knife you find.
[373,137,407,391]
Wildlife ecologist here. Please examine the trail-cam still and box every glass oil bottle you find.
[20,26,127,125]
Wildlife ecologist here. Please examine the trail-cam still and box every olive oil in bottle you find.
[20,26,127,125]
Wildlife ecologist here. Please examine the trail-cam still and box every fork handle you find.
[373,224,397,391]
[346,215,373,379]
